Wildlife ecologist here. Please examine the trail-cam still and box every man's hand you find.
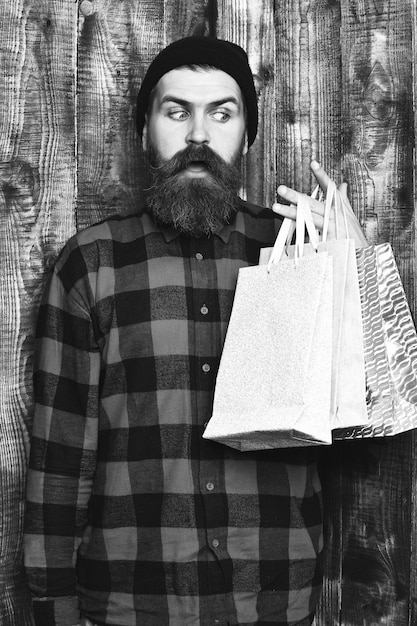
[272,160,368,248]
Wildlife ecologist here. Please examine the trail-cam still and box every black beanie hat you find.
[136,36,258,147]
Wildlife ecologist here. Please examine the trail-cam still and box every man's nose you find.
[186,113,209,144]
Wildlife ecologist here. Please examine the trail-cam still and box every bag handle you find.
[268,193,319,270]
[312,180,349,242]
[268,177,350,271]
[337,190,350,240]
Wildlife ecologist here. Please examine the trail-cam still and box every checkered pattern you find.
[24,201,323,626]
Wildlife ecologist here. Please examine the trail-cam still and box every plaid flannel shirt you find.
[24,200,323,626]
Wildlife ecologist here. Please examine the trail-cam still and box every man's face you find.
[141,67,249,237]
[143,67,248,172]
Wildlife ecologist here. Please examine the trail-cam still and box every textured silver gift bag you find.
[333,242,417,439]
[203,196,334,450]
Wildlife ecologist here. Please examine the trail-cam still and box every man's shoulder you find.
[75,210,153,245]
[52,210,153,274]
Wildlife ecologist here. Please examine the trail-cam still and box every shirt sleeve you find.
[24,241,100,626]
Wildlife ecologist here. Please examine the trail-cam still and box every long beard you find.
[145,143,242,237]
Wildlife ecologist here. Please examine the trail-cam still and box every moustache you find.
[149,144,230,179]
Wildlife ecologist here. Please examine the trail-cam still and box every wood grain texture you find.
[217,0,344,208]
[0,1,78,623]
[318,437,413,626]
[76,0,209,231]
[340,0,415,304]
[316,3,416,624]
[410,2,417,622]
[163,0,212,39]
[341,436,411,626]
[76,0,159,228]
[217,0,278,208]
[0,2,417,625]
[271,0,343,195]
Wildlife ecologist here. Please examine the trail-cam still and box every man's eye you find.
[169,110,189,121]
[211,110,230,122]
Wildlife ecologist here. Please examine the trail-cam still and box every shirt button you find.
[195,252,204,260]
[206,482,214,491]
[200,305,209,315]
[202,363,211,373]
[212,539,219,548]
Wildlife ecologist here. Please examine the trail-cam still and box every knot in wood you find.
[80,0,94,17]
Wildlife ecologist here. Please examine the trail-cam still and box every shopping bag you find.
[333,242,417,439]
[203,195,334,450]
[259,183,368,430]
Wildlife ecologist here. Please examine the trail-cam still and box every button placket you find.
[190,239,225,574]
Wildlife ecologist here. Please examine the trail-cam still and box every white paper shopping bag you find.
[203,195,334,450]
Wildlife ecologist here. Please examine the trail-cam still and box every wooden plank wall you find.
[0,0,415,624]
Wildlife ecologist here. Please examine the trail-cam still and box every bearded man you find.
[24,37,366,626]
